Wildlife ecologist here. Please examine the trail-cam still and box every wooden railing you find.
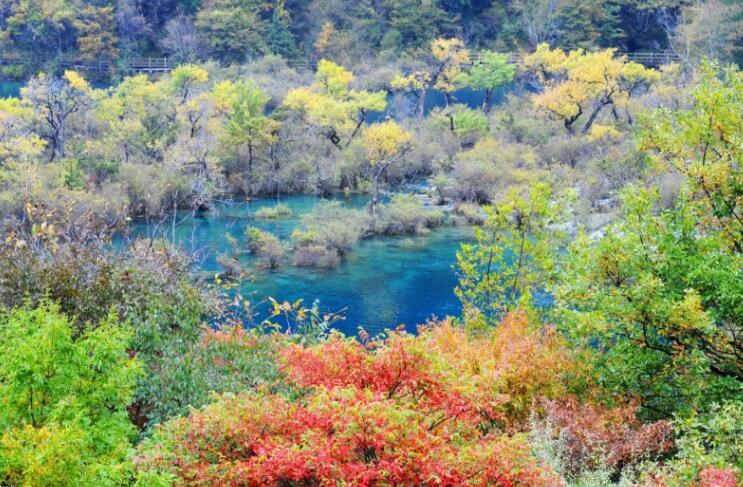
[60,57,171,73]
[0,56,171,73]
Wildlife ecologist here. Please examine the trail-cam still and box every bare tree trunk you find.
[481,88,493,113]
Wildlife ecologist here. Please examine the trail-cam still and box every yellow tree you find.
[0,98,45,169]
[523,44,660,134]
[283,60,386,149]
[212,79,279,189]
[361,121,412,213]
[391,37,469,120]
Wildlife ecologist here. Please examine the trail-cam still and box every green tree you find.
[456,182,572,324]
[554,65,743,418]
[385,0,452,48]
[641,63,742,248]
[213,79,278,190]
[264,7,297,58]
[0,303,141,486]
[195,0,269,61]
[459,50,516,113]
[0,0,77,64]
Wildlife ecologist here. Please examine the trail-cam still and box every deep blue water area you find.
[126,195,474,336]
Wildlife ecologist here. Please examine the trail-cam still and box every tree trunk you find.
[414,89,427,123]
[582,98,611,134]
[482,89,493,113]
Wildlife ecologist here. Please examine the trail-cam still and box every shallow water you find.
[126,194,473,336]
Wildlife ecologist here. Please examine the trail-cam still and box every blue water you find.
[0,81,22,98]
[0,79,512,114]
[0,80,110,98]
[125,195,473,336]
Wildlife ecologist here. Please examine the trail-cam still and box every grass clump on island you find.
[255,203,293,219]
[245,227,285,269]
[291,197,445,267]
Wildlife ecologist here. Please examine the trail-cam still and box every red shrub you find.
[541,397,674,474]
[698,466,739,487]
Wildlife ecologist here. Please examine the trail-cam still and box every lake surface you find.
[0,79,511,116]
[126,195,473,336]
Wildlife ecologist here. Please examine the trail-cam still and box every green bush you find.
[0,222,211,431]
[0,303,141,485]
[1,65,25,79]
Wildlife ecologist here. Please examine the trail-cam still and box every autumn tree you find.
[390,37,469,120]
[360,120,412,213]
[283,60,386,149]
[523,44,660,134]
[21,71,93,161]
[134,315,574,485]
[74,3,119,62]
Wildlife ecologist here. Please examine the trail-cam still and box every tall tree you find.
[213,79,277,190]
[21,71,92,161]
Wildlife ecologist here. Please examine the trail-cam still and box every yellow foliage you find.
[361,121,412,163]
[525,45,660,132]
[431,38,469,65]
[421,311,578,428]
[63,71,90,92]
[589,124,622,142]
[315,59,355,96]
[390,72,430,92]
[283,61,386,139]
[431,38,470,93]
[522,43,568,79]
[532,80,587,121]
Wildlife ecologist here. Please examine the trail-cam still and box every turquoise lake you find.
[127,195,473,336]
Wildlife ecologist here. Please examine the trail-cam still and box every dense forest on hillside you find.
[0,1,741,486]
[0,0,742,78]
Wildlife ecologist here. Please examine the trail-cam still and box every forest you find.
[0,0,742,486]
